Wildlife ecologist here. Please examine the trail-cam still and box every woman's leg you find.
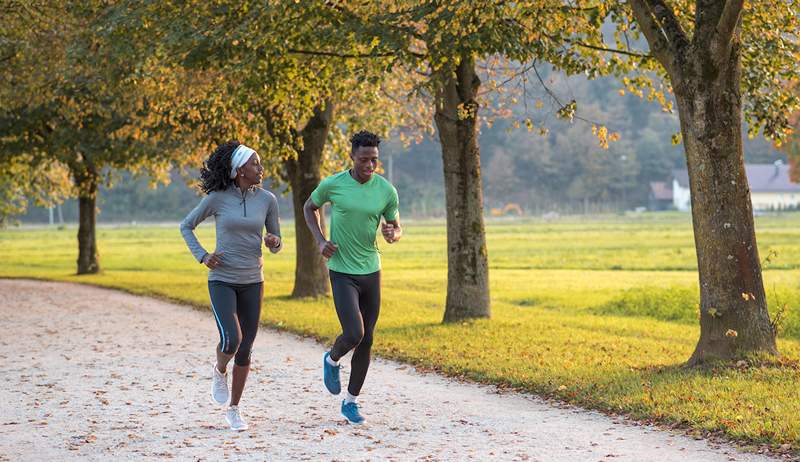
[230,282,263,406]
[208,281,242,373]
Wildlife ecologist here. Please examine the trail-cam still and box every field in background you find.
[2,212,800,450]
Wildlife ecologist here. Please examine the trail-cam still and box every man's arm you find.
[303,197,338,258]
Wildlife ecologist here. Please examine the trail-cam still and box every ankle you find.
[326,353,340,367]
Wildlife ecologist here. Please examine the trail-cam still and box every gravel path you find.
[0,279,782,462]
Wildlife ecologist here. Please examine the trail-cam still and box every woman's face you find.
[238,152,264,186]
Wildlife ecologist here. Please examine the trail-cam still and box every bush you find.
[592,286,699,323]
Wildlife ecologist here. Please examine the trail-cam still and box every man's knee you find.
[342,330,365,349]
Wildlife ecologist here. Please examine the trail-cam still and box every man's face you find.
[351,146,379,180]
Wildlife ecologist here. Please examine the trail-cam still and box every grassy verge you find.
[2,214,800,452]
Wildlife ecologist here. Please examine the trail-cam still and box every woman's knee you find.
[220,333,241,356]
[234,348,252,367]
[234,334,257,365]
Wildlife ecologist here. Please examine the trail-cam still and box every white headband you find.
[230,144,256,179]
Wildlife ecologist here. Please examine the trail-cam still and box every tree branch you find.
[288,48,392,59]
[628,0,688,75]
[570,40,653,60]
[477,61,537,97]
[529,61,605,128]
[710,0,744,64]
[716,0,744,40]
[287,48,425,60]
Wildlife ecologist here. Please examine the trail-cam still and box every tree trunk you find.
[434,54,491,323]
[286,101,334,298]
[628,0,778,364]
[73,165,100,275]
[672,46,777,366]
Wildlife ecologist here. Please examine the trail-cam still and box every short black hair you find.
[350,130,381,154]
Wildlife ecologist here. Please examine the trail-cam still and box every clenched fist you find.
[381,222,396,243]
[318,240,338,258]
[264,233,281,249]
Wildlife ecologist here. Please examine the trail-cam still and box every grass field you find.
[2,212,800,451]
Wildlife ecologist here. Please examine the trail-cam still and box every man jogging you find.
[303,130,402,424]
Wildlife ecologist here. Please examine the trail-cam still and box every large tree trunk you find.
[434,54,491,323]
[670,24,776,366]
[73,164,100,275]
[285,101,334,298]
[629,0,777,365]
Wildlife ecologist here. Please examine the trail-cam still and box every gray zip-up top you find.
[180,185,282,284]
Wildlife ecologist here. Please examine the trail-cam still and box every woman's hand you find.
[202,251,224,269]
[264,233,281,249]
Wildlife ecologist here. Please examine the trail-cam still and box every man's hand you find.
[264,233,281,249]
[318,240,338,258]
[381,222,396,243]
[202,251,224,269]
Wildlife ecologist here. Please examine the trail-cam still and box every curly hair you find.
[199,140,240,194]
[350,130,381,154]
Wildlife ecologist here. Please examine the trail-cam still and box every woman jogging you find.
[180,140,282,431]
[303,130,402,424]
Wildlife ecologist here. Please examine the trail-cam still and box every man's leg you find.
[329,271,365,361]
[324,271,363,395]
[347,271,380,397]
[340,271,380,424]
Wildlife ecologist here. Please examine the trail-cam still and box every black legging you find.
[329,270,381,396]
[208,280,263,367]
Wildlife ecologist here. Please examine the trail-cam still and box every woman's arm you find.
[264,193,282,253]
[180,194,215,263]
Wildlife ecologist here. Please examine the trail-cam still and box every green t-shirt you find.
[310,170,399,275]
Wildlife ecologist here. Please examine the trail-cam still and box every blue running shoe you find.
[323,352,341,395]
[341,400,365,424]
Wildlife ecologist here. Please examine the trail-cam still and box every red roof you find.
[649,181,673,200]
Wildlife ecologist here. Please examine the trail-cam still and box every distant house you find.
[648,181,674,210]
[671,161,800,211]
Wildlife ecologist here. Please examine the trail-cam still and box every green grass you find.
[2,213,800,450]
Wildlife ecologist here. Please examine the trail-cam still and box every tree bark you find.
[434,54,491,323]
[73,163,100,275]
[285,101,334,298]
[675,57,777,365]
[629,0,777,363]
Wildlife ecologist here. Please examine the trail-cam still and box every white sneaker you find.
[226,405,249,431]
[211,364,229,405]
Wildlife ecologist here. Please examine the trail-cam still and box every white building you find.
[672,161,800,211]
